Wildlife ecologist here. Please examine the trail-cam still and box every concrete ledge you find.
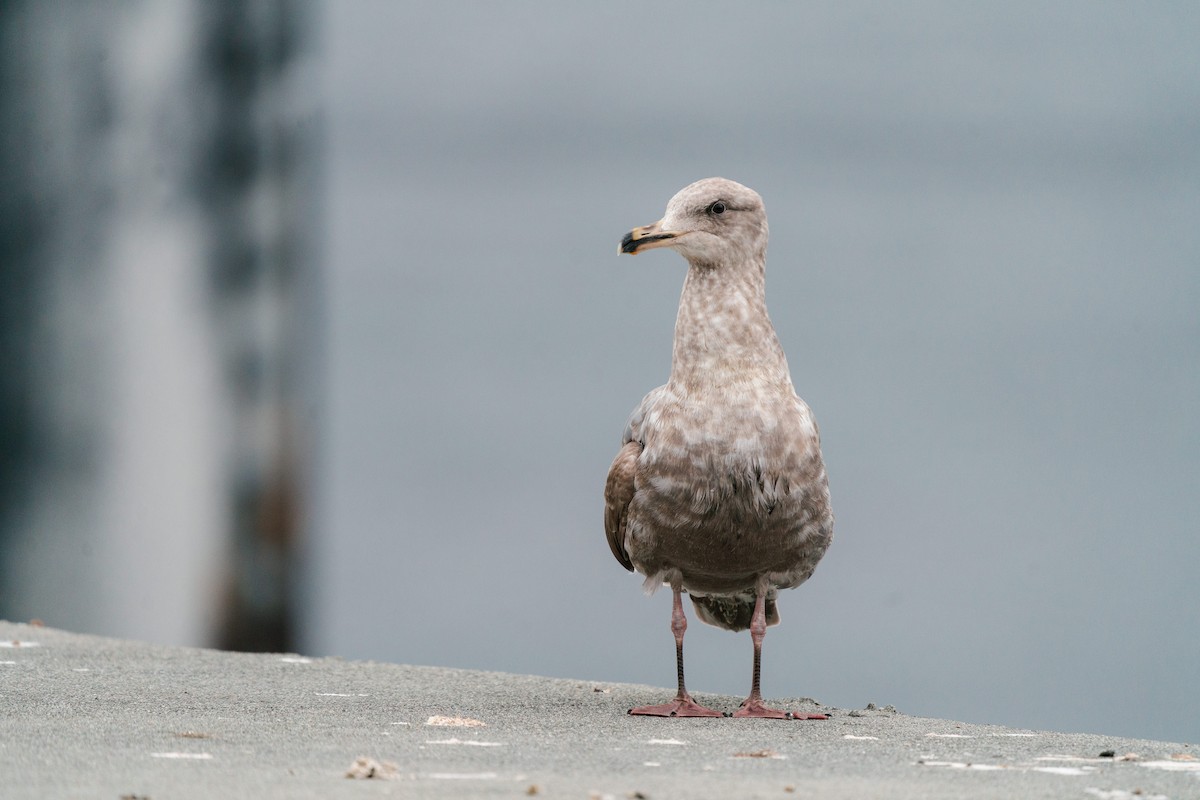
[1,621,1195,798]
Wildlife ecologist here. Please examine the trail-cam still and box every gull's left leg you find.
[732,587,789,719]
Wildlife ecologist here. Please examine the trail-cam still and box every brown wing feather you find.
[603,440,640,571]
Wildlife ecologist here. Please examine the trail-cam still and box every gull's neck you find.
[669,257,791,391]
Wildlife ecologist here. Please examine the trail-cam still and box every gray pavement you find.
[2,621,1196,799]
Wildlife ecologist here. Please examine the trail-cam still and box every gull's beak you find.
[620,219,681,255]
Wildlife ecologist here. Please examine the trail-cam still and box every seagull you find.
[606,178,833,719]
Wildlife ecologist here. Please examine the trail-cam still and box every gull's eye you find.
[708,200,727,215]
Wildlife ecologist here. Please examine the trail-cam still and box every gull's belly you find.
[626,460,831,595]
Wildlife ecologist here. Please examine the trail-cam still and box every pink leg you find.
[629,583,723,718]
[732,589,789,719]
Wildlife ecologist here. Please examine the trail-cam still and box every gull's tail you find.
[690,594,779,632]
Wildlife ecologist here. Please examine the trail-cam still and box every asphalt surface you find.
[2,621,1196,799]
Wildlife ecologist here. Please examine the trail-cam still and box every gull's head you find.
[620,177,768,267]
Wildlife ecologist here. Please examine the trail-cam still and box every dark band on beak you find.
[620,230,677,254]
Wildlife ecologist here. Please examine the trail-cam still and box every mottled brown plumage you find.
[606,177,833,719]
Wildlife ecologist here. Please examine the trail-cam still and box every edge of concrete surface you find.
[1,620,1196,799]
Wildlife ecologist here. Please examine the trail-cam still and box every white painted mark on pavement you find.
[426,715,486,727]
[1139,760,1200,772]
[1086,789,1169,800]
[151,752,214,760]
[1033,766,1095,776]
[918,760,1005,771]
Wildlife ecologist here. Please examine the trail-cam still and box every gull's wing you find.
[603,440,639,571]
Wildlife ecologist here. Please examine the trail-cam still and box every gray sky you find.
[311,1,1199,744]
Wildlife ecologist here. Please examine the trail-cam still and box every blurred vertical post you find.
[0,1,320,652]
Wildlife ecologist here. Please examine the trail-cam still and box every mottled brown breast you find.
[623,387,833,596]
